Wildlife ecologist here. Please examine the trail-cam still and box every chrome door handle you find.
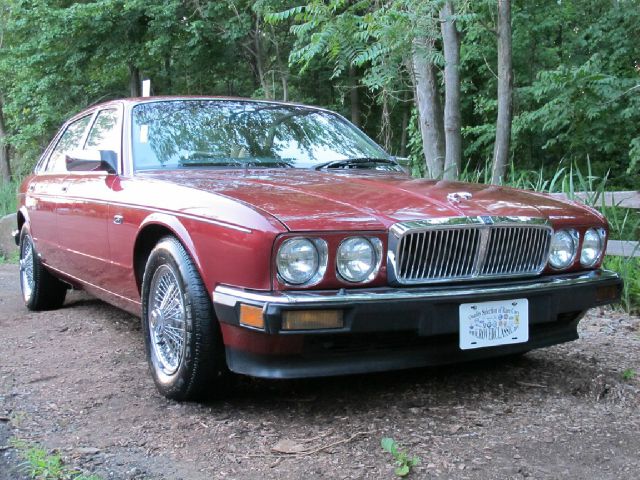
[113,215,124,225]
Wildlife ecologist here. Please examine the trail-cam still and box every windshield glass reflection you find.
[131,100,390,170]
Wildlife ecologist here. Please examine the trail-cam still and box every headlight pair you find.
[277,236,382,286]
[548,228,606,269]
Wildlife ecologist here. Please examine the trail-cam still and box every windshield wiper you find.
[313,157,399,170]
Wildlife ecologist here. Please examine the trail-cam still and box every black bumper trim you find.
[225,315,582,379]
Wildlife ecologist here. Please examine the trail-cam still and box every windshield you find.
[131,100,391,170]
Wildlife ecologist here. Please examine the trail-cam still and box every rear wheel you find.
[141,236,226,401]
[19,227,67,311]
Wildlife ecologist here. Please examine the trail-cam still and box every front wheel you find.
[19,227,67,311]
[141,236,226,401]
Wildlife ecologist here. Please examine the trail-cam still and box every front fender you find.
[136,212,204,276]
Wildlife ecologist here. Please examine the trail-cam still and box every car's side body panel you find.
[21,174,67,266]
[56,172,115,283]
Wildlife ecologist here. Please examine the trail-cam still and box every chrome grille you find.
[389,217,552,285]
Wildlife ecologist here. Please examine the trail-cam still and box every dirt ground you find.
[1,263,639,480]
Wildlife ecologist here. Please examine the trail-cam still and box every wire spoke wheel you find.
[20,235,35,302]
[148,264,186,375]
[142,236,225,400]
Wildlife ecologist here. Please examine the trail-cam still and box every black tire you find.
[141,236,226,401]
[19,226,67,311]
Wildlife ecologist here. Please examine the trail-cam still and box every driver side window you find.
[45,115,92,173]
[85,108,121,153]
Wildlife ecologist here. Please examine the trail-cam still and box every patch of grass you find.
[604,256,640,315]
[621,369,636,381]
[0,249,20,264]
[10,439,101,480]
[381,437,421,477]
[0,179,20,218]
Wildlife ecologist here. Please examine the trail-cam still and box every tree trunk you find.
[253,16,271,99]
[348,65,361,126]
[271,26,289,102]
[491,0,513,185]
[0,96,10,183]
[412,37,445,179]
[379,89,392,151]
[129,64,141,97]
[400,92,409,158]
[164,56,172,93]
[440,0,462,180]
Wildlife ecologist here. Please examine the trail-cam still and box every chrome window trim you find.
[387,216,553,286]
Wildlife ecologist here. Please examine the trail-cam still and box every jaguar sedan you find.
[15,96,622,400]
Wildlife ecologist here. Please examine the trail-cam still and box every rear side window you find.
[85,108,120,152]
[45,115,92,172]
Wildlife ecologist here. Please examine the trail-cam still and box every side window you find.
[85,108,120,152]
[45,115,92,172]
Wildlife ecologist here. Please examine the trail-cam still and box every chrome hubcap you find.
[20,236,34,301]
[148,264,186,375]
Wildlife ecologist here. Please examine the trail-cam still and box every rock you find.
[76,447,101,456]
[271,439,308,454]
[0,213,18,258]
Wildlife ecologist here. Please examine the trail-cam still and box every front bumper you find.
[213,270,622,379]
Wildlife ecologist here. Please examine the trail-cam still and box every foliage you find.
[381,437,421,477]
[11,439,102,480]
[461,0,640,189]
[0,0,638,185]
[621,368,636,381]
[0,178,19,217]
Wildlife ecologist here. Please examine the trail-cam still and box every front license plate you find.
[459,298,529,350]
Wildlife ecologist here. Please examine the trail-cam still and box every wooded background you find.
[0,0,638,188]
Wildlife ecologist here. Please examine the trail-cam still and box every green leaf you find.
[381,437,395,453]
[395,465,410,477]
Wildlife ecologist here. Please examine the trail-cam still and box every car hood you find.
[140,169,601,232]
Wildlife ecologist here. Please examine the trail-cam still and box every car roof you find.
[86,95,329,113]
[62,95,341,130]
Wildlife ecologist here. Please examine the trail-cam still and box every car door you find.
[56,105,123,287]
[25,114,93,270]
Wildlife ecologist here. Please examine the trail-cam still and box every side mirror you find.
[66,150,118,174]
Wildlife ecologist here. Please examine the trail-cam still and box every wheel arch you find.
[132,213,204,296]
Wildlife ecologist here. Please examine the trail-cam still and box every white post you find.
[142,79,151,97]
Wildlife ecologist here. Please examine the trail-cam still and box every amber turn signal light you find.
[595,285,620,303]
[239,304,265,329]
[282,310,344,330]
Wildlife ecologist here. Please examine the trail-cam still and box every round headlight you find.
[337,237,379,283]
[580,228,604,267]
[549,230,578,269]
[277,238,320,285]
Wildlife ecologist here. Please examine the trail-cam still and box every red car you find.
[15,97,622,400]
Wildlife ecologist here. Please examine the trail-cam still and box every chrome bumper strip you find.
[213,270,620,307]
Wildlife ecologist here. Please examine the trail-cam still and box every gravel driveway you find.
[1,263,639,479]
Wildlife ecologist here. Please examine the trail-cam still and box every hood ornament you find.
[447,191,473,203]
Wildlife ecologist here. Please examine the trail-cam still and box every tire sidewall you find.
[142,239,199,398]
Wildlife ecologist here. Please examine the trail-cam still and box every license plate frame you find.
[459,298,529,350]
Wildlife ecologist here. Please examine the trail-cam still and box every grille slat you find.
[392,220,551,285]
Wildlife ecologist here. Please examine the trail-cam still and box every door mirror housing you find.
[66,150,118,174]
